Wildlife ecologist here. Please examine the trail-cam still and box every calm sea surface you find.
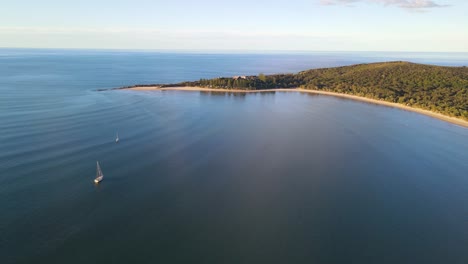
[0,49,467,264]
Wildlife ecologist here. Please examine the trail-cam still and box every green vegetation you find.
[161,62,468,120]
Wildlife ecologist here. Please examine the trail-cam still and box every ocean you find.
[0,49,467,263]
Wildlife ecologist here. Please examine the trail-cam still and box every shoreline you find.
[125,86,468,128]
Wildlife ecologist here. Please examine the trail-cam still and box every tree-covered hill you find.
[155,61,468,120]
[299,62,468,119]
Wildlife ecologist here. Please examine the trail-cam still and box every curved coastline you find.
[125,86,468,128]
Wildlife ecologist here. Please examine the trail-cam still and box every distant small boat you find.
[94,161,104,184]
[115,132,119,143]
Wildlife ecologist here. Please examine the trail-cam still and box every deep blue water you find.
[0,49,467,264]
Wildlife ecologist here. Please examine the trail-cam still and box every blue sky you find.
[0,0,466,51]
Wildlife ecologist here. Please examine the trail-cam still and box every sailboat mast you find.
[96,161,103,177]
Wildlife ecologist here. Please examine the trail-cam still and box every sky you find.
[0,0,467,52]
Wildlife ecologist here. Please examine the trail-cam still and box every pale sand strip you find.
[126,86,468,128]
[128,86,293,92]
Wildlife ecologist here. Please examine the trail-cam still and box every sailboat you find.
[94,161,104,184]
[115,132,119,143]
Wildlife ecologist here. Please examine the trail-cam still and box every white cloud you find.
[0,26,340,39]
[0,26,345,50]
[320,0,449,9]
[1,25,466,52]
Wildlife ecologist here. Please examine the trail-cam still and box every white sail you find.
[115,132,119,143]
[95,161,104,183]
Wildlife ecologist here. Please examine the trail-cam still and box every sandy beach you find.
[126,86,468,128]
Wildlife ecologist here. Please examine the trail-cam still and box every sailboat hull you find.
[94,176,103,184]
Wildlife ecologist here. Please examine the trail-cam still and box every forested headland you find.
[131,62,468,120]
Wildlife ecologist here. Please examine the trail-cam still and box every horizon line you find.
[1,47,468,54]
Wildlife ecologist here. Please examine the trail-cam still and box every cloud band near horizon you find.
[320,0,449,9]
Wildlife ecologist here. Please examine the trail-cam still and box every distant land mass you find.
[123,62,468,121]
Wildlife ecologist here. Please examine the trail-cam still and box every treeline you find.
[174,73,304,89]
[165,61,468,120]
